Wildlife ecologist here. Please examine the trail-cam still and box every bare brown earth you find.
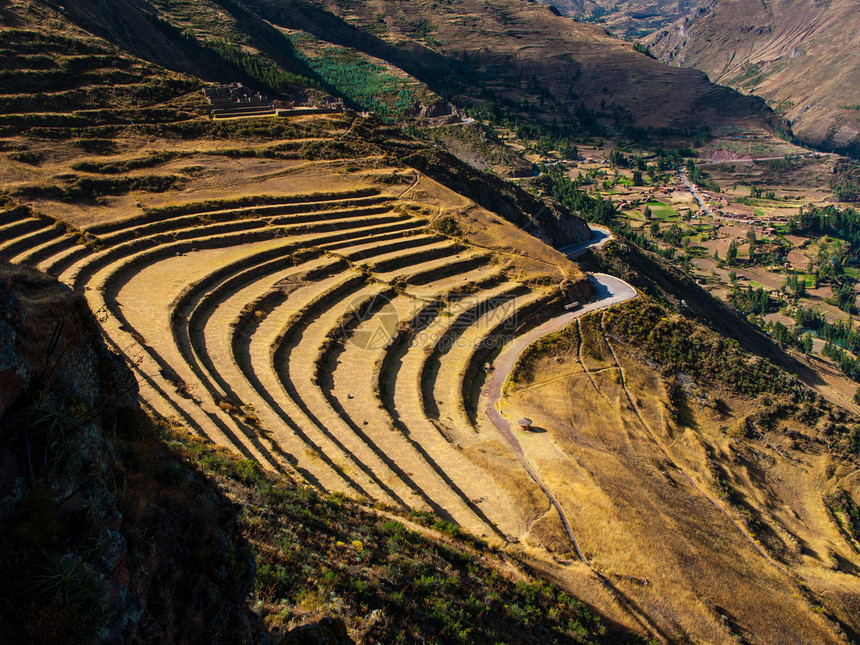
[646,0,860,154]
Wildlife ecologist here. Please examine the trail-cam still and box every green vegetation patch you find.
[207,38,317,96]
[8,150,43,164]
[825,488,860,549]
[208,139,372,161]
[72,151,180,174]
[13,175,182,203]
[285,31,417,118]
[535,165,616,226]
[605,299,804,397]
[830,160,860,202]
[431,216,463,237]
[644,200,677,220]
[170,429,634,643]
[137,115,345,141]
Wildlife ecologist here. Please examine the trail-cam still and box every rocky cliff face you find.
[0,262,261,644]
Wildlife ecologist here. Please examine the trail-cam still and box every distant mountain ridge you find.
[645,0,860,156]
[536,0,710,38]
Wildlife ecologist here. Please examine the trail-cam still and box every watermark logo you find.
[343,292,400,351]
[343,292,522,351]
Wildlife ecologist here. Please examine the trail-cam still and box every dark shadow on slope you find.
[244,0,468,98]
[52,0,337,98]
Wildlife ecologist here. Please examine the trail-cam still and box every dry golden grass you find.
[461,440,547,536]
[384,171,587,286]
[501,318,860,642]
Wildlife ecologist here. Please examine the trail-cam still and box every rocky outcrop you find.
[561,275,594,303]
[0,280,31,418]
[0,262,261,644]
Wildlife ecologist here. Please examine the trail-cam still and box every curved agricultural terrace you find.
[0,115,603,542]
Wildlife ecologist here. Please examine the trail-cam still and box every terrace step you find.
[336,234,443,262]
[248,271,414,503]
[84,189,382,234]
[315,221,427,251]
[37,240,94,275]
[88,239,300,469]
[399,253,492,286]
[404,266,503,299]
[59,212,421,291]
[389,282,528,442]
[0,208,31,227]
[180,254,367,494]
[11,232,78,266]
[275,280,440,511]
[0,216,44,240]
[326,283,523,537]
[0,222,64,260]
[96,202,395,246]
[430,289,552,435]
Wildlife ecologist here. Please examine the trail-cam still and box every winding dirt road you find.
[484,271,793,582]
[483,273,637,562]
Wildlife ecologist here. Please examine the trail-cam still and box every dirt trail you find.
[575,318,614,407]
[483,273,637,562]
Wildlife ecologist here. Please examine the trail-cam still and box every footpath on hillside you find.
[482,273,637,559]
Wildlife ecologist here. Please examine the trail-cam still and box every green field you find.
[646,199,678,220]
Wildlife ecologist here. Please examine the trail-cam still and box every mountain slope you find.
[46,0,787,141]
[646,0,860,155]
[250,0,784,137]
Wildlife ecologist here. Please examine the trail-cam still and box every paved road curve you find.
[483,273,637,562]
[559,225,612,259]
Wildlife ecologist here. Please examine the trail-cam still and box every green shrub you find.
[74,138,116,155]
[432,216,463,237]
[71,151,178,174]
[12,552,110,645]
[605,299,806,398]
[8,150,43,164]
[15,175,181,202]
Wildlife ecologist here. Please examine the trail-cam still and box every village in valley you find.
[483,127,860,407]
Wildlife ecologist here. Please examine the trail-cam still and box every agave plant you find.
[28,553,109,631]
